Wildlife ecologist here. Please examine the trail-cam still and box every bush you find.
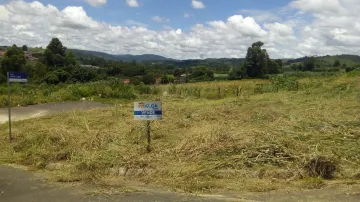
[346,67,355,72]
[142,74,156,85]
[270,74,299,91]
[0,73,6,84]
[304,156,337,179]
[44,70,70,84]
[136,83,152,95]
[44,72,60,85]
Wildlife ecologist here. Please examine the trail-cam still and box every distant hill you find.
[70,49,170,62]
[285,54,360,67]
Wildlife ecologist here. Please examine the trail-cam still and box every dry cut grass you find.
[0,73,359,194]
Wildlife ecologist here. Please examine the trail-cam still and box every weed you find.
[304,156,337,179]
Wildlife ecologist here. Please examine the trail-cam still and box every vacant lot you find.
[0,73,359,194]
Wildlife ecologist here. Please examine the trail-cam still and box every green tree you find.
[44,38,66,67]
[290,64,298,71]
[244,41,270,78]
[44,69,70,84]
[143,73,156,85]
[71,67,97,83]
[303,57,315,71]
[228,66,245,80]
[65,50,77,66]
[173,68,183,77]
[275,59,283,68]
[44,72,60,84]
[22,45,28,52]
[297,63,304,71]
[161,74,170,84]
[268,60,282,74]
[33,62,48,81]
[191,66,214,80]
[333,59,340,67]
[0,73,6,84]
[1,45,26,75]
[167,75,175,83]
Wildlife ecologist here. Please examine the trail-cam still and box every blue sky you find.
[19,0,292,30]
[0,0,358,59]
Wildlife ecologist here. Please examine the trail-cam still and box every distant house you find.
[155,77,161,85]
[0,50,6,56]
[80,65,100,69]
[123,79,130,84]
[174,74,187,84]
[24,52,38,60]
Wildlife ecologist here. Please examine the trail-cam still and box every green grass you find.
[0,73,359,194]
[318,55,360,67]
[214,73,228,78]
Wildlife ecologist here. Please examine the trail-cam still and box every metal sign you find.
[7,72,28,142]
[134,101,162,120]
[8,72,27,83]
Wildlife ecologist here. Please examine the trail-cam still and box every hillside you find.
[71,49,170,62]
[285,55,360,67]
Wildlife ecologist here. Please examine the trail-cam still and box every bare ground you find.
[1,165,360,202]
[0,101,109,124]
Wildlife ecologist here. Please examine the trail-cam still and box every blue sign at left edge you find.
[8,72,27,83]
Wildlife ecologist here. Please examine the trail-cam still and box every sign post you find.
[7,72,27,142]
[134,101,162,152]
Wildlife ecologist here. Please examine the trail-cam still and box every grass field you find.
[0,72,359,194]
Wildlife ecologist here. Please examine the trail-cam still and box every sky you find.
[0,0,359,59]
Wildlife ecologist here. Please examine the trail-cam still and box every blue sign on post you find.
[134,101,162,120]
[8,72,27,83]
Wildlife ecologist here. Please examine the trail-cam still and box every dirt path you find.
[1,165,360,202]
[0,101,109,124]
[0,165,241,202]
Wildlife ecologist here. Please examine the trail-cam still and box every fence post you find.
[218,87,221,99]
[198,89,201,98]
[146,120,151,152]
[236,87,239,97]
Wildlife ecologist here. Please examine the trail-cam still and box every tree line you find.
[0,39,287,85]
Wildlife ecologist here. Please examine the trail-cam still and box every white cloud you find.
[0,5,9,21]
[126,0,139,7]
[1,0,360,59]
[125,20,148,27]
[239,9,282,23]
[163,25,172,30]
[192,0,205,9]
[184,12,191,18]
[152,16,169,23]
[85,0,107,7]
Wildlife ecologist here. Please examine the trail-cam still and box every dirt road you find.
[1,165,360,202]
[0,101,109,124]
[0,165,240,202]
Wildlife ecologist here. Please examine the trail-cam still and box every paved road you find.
[0,101,109,124]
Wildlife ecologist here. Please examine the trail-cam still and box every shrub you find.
[142,74,156,85]
[44,72,60,85]
[304,156,337,179]
[270,74,299,91]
